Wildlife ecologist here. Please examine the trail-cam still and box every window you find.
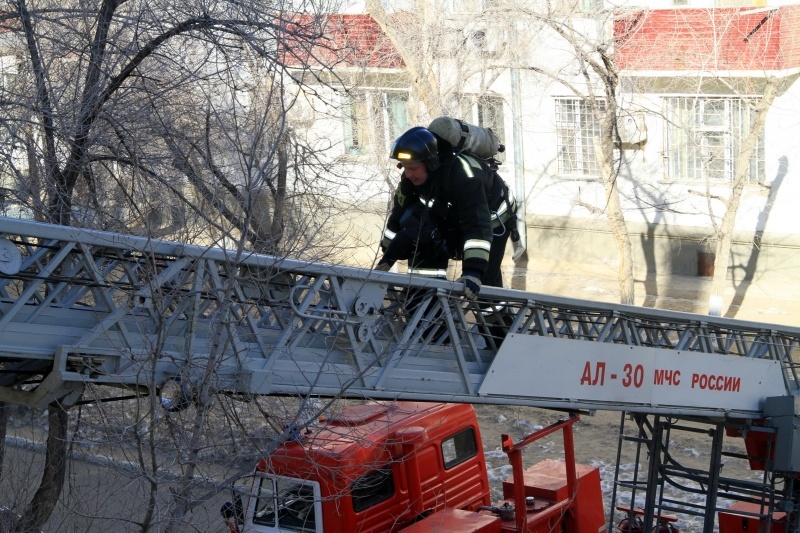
[442,427,478,469]
[555,97,604,176]
[344,91,408,156]
[460,94,506,160]
[579,0,603,12]
[252,477,318,532]
[0,56,16,90]
[386,93,409,141]
[351,467,395,512]
[477,95,505,147]
[664,97,765,183]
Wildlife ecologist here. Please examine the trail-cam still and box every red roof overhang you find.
[614,6,800,72]
[282,14,404,69]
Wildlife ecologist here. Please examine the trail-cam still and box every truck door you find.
[248,476,322,533]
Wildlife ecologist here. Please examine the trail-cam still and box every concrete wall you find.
[524,213,800,285]
[346,200,800,285]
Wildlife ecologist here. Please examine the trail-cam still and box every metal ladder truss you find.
[1,216,800,414]
[610,412,794,533]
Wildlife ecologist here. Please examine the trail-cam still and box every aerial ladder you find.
[1,215,800,532]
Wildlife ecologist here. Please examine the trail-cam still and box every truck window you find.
[441,427,478,469]
[252,477,318,532]
[351,467,395,512]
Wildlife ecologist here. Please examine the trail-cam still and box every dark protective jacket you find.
[382,153,514,277]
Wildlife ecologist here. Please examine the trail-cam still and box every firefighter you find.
[377,126,514,299]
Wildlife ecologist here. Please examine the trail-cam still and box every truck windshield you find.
[252,476,318,532]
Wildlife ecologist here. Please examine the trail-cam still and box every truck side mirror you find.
[220,494,244,524]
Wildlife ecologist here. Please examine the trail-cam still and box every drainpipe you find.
[510,45,527,262]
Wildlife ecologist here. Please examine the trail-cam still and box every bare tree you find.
[0,0,351,529]
[518,4,636,304]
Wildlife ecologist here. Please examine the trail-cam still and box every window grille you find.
[664,97,764,183]
[555,97,604,176]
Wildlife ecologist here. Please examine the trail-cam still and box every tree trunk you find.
[708,78,778,316]
[594,135,635,305]
[0,402,7,481]
[606,190,635,305]
[14,404,69,533]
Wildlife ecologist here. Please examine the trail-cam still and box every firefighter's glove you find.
[457,272,482,300]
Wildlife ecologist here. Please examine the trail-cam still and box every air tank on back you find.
[427,116,504,158]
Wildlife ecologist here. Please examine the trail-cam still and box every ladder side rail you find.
[5,246,800,362]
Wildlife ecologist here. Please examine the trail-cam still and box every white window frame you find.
[476,95,505,141]
[578,0,603,13]
[343,90,409,157]
[248,475,323,533]
[664,96,765,183]
[555,97,604,177]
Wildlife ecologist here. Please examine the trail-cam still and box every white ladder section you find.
[0,216,798,419]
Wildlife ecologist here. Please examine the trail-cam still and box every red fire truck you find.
[220,401,605,533]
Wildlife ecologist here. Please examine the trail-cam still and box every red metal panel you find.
[397,508,501,533]
[500,459,606,533]
[779,5,800,68]
[718,502,787,533]
[501,459,596,501]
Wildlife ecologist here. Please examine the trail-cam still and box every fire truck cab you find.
[230,402,492,533]
[223,401,607,533]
